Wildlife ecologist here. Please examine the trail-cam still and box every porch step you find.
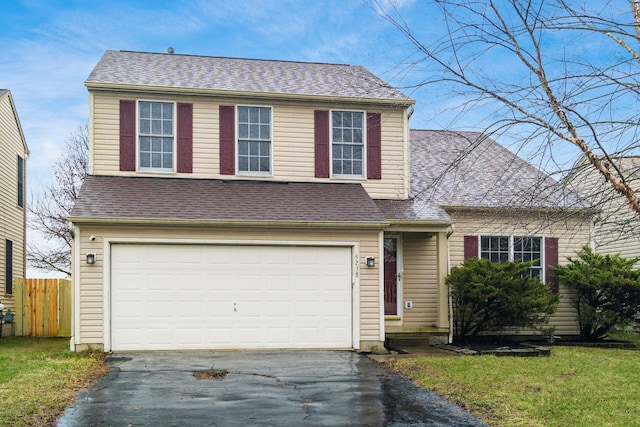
[385,330,449,349]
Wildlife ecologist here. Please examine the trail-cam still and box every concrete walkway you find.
[57,350,486,427]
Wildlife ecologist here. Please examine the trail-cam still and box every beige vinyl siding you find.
[401,233,439,327]
[446,209,592,336]
[73,224,381,347]
[0,93,27,311]
[89,90,409,199]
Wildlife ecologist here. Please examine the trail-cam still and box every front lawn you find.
[390,346,640,427]
[0,337,107,427]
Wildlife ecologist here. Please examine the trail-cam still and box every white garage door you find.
[110,244,353,351]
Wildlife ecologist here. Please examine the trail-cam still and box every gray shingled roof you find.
[70,176,387,224]
[411,130,590,210]
[374,198,452,223]
[86,50,412,103]
[0,89,8,97]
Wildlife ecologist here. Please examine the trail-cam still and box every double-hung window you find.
[332,111,364,177]
[5,240,12,294]
[480,235,543,279]
[139,101,174,171]
[238,106,271,174]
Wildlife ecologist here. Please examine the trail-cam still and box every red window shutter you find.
[119,100,136,171]
[314,110,330,178]
[464,235,479,260]
[219,105,235,175]
[545,237,559,292]
[367,112,382,179]
[177,103,193,173]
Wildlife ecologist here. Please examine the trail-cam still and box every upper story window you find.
[480,235,543,279]
[237,106,271,174]
[17,155,24,208]
[331,111,364,177]
[138,101,174,171]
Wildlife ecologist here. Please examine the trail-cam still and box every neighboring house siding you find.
[568,159,640,261]
[0,92,27,311]
[73,225,382,347]
[401,233,439,327]
[447,209,591,336]
[90,91,409,199]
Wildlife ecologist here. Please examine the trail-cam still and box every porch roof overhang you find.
[69,175,389,230]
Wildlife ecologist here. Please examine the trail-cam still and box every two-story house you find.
[0,89,29,323]
[69,50,592,352]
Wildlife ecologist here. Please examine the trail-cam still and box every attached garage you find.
[109,244,354,351]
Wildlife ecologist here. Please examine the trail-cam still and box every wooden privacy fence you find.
[13,278,72,337]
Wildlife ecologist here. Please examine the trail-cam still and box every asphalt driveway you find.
[57,351,487,427]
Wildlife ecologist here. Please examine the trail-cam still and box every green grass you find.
[391,346,640,427]
[0,337,106,427]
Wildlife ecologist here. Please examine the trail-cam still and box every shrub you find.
[555,247,640,341]
[446,257,559,340]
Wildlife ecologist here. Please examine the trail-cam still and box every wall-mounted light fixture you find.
[86,253,96,265]
[365,256,376,268]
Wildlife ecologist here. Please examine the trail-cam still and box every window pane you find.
[152,153,161,168]
[249,108,259,122]
[260,108,269,122]
[333,128,343,142]
[163,103,173,119]
[249,141,259,155]
[344,160,353,175]
[353,113,363,128]
[162,153,172,168]
[238,106,248,122]
[344,113,352,127]
[140,119,150,134]
[163,139,172,153]
[151,103,162,118]
[353,160,362,175]
[238,156,248,171]
[353,146,363,160]
[260,142,270,155]
[250,157,259,171]
[239,141,248,155]
[152,138,161,152]
[260,157,270,172]
[250,124,259,139]
[140,102,150,117]
[140,137,150,152]
[239,123,248,139]
[343,129,353,142]
[344,145,352,159]
[333,160,341,174]
[353,128,362,143]
[332,112,341,127]
[140,152,150,168]
[260,124,270,139]
[163,120,172,135]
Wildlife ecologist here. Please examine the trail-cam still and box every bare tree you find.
[28,125,89,276]
[377,0,640,217]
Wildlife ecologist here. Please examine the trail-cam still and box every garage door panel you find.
[111,244,353,350]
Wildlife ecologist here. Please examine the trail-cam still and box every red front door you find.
[384,237,397,315]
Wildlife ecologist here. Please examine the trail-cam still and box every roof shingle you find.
[70,176,387,224]
[410,130,590,210]
[86,50,412,103]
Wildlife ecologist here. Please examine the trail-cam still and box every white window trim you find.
[478,235,545,281]
[136,99,177,174]
[330,109,366,180]
[235,104,274,177]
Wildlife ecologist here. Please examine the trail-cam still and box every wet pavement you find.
[57,350,487,427]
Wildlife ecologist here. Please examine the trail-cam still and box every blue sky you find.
[1,0,441,187]
[1,0,635,189]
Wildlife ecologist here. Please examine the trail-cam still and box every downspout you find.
[447,230,453,344]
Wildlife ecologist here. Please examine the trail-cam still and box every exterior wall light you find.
[86,253,96,265]
[366,256,376,267]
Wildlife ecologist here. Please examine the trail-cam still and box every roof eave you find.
[384,219,454,233]
[68,216,389,229]
[442,205,597,214]
[84,82,416,107]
